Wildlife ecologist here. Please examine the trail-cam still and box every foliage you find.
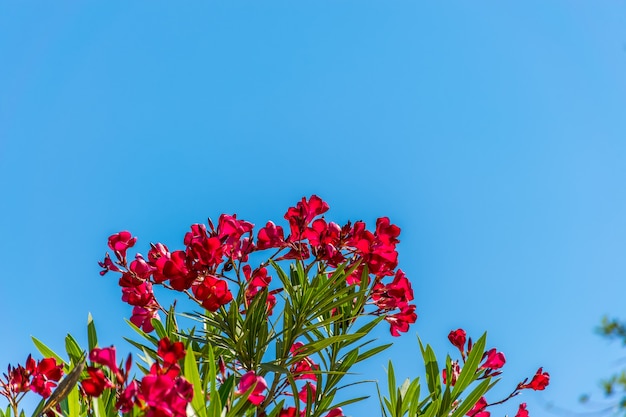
[0,196,548,417]
[579,317,626,412]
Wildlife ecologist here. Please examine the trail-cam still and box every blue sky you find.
[2,2,626,416]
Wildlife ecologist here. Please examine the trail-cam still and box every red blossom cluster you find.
[0,355,63,401]
[444,329,550,417]
[81,338,193,417]
[99,195,417,337]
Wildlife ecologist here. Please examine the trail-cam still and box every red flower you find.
[7,365,30,394]
[519,368,550,391]
[481,349,506,370]
[236,371,267,405]
[285,195,330,241]
[375,217,401,246]
[184,224,224,268]
[515,403,529,417]
[163,250,194,291]
[81,367,113,397]
[217,214,254,258]
[108,231,137,260]
[279,407,299,417]
[467,396,489,417]
[257,221,286,250]
[147,243,170,283]
[192,275,233,311]
[157,337,186,368]
[324,408,344,417]
[30,358,63,398]
[386,305,417,337]
[371,269,413,311]
[448,329,467,354]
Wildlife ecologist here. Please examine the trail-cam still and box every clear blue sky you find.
[2,2,626,416]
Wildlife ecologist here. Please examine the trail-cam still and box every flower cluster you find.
[81,338,193,417]
[445,329,550,417]
[0,355,63,402]
[99,195,417,337]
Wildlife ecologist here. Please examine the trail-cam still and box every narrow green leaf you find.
[421,397,441,417]
[64,334,83,363]
[30,398,46,417]
[31,337,67,367]
[450,379,491,417]
[387,360,397,413]
[451,333,487,398]
[356,343,392,363]
[151,318,167,340]
[87,313,98,352]
[421,344,441,398]
[124,319,159,345]
[183,346,207,417]
[259,363,290,374]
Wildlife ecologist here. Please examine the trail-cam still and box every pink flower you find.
[108,231,137,259]
[121,281,154,307]
[130,303,160,332]
[289,343,319,381]
[236,371,267,406]
[98,253,121,275]
[257,221,286,250]
[481,349,506,370]
[139,373,193,417]
[116,380,139,412]
[89,347,118,373]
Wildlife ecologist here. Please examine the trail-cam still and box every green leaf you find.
[87,313,98,352]
[151,318,167,340]
[418,338,441,399]
[259,362,290,374]
[387,361,397,414]
[184,346,207,417]
[450,378,491,417]
[31,337,67,367]
[451,333,487,398]
[124,319,159,345]
[356,343,392,363]
[64,334,83,363]
[30,398,46,417]
[421,397,441,417]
